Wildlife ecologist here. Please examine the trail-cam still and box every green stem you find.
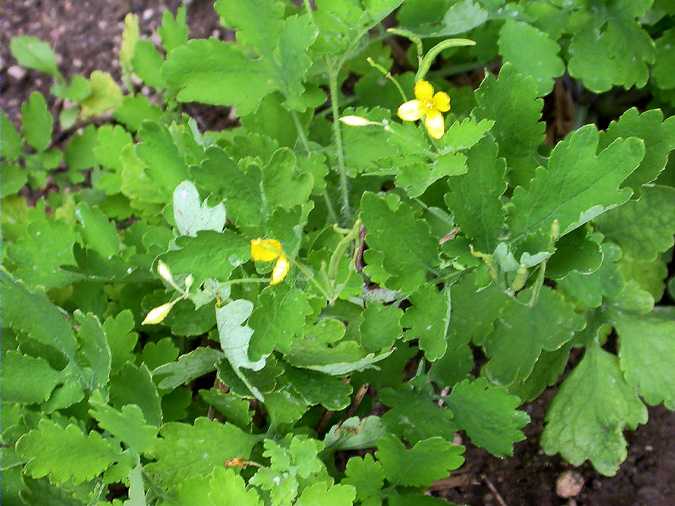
[328,65,352,224]
[366,57,407,101]
[303,0,316,25]
[416,38,476,82]
[293,258,332,301]
[291,109,339,224]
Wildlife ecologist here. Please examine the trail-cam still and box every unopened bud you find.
[157,261,174,284]
[142,301,175,325]
[339,115,375,127]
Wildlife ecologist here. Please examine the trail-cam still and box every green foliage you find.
[3,1,675,503]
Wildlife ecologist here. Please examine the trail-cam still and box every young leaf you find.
[21,92,53,152]
[343,454,385,505]
[295,482,356,506]
[509,124,644,241]
[136,121,188,197]
[75,311,111,389]
[16,419,121,485]
[159,6,189,53]
[541,344,648,476]
[216,299,267,401]
[75,202,120,258]
[80,71,123,119]
[10,36,60,77]
[0,111,23,161]
[446,378,529,457]
[173,180,226,237]
[209,468,262,506]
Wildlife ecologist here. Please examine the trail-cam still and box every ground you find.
[1,1,674,504]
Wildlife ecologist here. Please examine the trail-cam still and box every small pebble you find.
[645,445,653,452]
[556,470,585,498]
[7,65,26,80]
[143,8,154,21]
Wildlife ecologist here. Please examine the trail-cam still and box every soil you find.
[2,2,674,505]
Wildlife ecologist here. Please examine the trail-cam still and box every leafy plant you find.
[2,1,675,505]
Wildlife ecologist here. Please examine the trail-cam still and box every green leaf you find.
[215,0,285,55]
[146,418,259,484]
[473,63,545,187]
[209,468,262,506]
[343,454,385,505]
[94,124,133,171]
[498,20,564,96]
[136,122,188,197]
[313,0,404,54]
[110,362,163,427]
[216,299,267,401]
[21,92,53,152]
[163,39,275,115]
[173,180,226,237]
[104,310,138,372]
[199,389,253,428]
[558,241,624,309]
[120,14,140,74]
[380,387,456,444]
[376,435,464,487]
[361,193,438,292]
[653,28,675,90]
[75,311,111,389]
[132,40,165,89]
[142,338,180,370]
[568,10,654,93]
[615,309,675,409]
[153,348,224,390]
[600,108,675,191]
[75,202,120,258]
[510,125,645,241]
[546,227,603,280]
[114,95,163,133]
[358,302,403,353]
[594,185,675,262]
[445,136,506,253]
[89,393,158,454]
[484,287,585,386]
[80,71,123,119]
[16,419,121,485]
[200,147,313,231]
[439,117,494,153]
[541,344,648,476]
[509,344,572,403]
[10,36,60,77]
[446,378,529,457]
[398,0,488,38]
[401,284,450,361]
[1,111,23,160]
[1,351,61,404]
[159,6,189,53]
[295,482,356,506]
[248,285,313,359]
[159,230,249,286]
[324,416,387,451]
[0,270,77,361]
[125,465,147,506]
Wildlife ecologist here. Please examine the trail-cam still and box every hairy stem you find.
[328,65,353,224]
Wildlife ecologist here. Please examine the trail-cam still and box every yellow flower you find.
[250,238,290,285]
[397,80,451,140]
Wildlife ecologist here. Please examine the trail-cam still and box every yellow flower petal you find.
[414,80,434,101]
[433,91,451,113]
[397,99,423,122]
[270,255,290,285]
[142,301,175,325]
[424,110,445,139]
[251,238,282,262]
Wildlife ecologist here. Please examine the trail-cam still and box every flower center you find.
[420,99,435,115]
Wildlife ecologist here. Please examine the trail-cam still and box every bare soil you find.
[2,2,674,505]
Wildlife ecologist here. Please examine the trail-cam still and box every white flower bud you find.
[142,301,175,325]
[157,261,174,284]
[339,115,375,127]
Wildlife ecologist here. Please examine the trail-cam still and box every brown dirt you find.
[2,2,674,506]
